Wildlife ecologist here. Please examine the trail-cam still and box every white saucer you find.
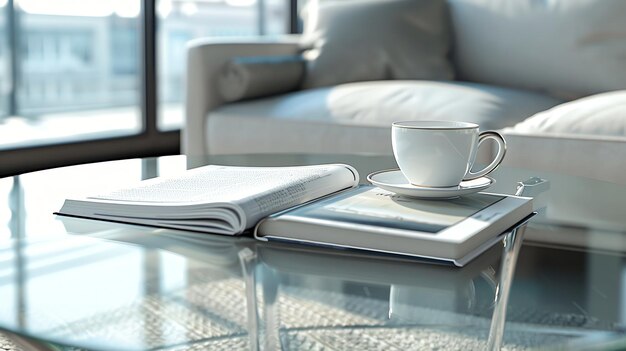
[367,169,495,199]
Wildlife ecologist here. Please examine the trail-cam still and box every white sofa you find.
[184,0,626,185]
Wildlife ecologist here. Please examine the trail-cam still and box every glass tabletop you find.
[0,154,625,350]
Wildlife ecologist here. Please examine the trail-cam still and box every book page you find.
[235,164,358,225]
[87,164,358,227]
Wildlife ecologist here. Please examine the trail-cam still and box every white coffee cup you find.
[392,121,506,188]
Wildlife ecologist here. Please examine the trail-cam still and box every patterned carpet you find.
[0,267,600,351]
[0,333,25,351]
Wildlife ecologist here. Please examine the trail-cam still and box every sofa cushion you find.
[507,91,626,139]
[218,55,305,102]
[499,91,626,185]
[448,0,626,99]
[206,81,562,155]
[300,0,453,89]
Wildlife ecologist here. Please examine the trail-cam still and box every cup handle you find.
[463,131,507,181]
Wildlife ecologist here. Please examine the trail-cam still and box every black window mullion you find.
[289,0,299,34]
[141,0,157,136]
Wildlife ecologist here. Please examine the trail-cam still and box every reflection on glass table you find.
[0,218,528,351]
[0,154,624,350]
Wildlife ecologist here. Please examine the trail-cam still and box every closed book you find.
[255,186,533,266]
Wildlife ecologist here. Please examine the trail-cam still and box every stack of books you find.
[57,164,532,266]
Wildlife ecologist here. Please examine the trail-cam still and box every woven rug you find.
[0,333,26,351]
[0,268,599,350]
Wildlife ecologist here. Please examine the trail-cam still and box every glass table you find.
[0,154,625,350]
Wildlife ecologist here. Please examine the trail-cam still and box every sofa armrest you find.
[184,36,302,156]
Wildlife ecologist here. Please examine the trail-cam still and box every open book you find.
[56,164,359,235]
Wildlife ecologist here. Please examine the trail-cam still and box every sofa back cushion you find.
[448,0,626,99]
[301,0,454,89]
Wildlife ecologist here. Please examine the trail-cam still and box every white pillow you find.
[449,0,626,99]
[510,91,626,138]
[301,0,454,89]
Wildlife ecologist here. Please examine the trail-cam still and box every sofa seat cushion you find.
[206,80,563,155]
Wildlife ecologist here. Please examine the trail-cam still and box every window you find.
[156,0,289,130]
[0,0,142,149]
